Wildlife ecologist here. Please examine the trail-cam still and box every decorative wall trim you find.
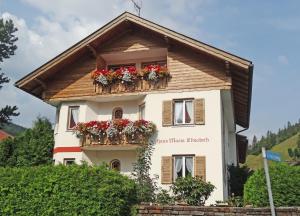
[53,147,82,154]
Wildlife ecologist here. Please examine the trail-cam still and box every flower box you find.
[74,119,156,147]
[91,64,170,94]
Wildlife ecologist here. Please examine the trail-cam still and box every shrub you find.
[156,189,175,205]
[0,165,137,216]
[132,139,158,203]
[228,164,253,197]
[171,176,215,206]
[244,163,300,207]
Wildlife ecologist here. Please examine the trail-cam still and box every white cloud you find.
[0,0,221,127]
[277,55,289,65]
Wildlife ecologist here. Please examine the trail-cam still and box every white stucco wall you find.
[53,89,237,204]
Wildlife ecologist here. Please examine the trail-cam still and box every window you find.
[139,103,145,120]
[67,106,79,130]
[174,99,194,125]
[141,60,167,68]
[108,63,135,71]
[112,107,123,119]
[64,158,75,165]
[173,156,194,181]
[110,159,121,171]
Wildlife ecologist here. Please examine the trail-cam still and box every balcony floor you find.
[81,144,141,151]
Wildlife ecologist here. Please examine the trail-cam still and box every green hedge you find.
[244,163,300,207]
[0,165,137,216]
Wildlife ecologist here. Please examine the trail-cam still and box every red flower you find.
[91,69,111,79]
[113,119,131,130]
[134,119,149,127]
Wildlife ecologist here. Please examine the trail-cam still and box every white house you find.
[15,12,253,203]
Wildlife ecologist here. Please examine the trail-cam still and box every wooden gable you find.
[99,31,166,54]
[15,12,252,128]
[42,31,231,100]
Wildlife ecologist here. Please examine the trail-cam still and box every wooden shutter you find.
[194,156,206,181]
[162,101,173,126]
[161,156,173,184]
[194,99,205,125]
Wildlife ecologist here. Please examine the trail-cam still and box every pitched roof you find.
[15,12,253,128]
[0,130,12,141]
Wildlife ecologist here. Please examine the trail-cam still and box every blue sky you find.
[0,0,299,141]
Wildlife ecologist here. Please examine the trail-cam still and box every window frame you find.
[67,106,79,130]
[173,155,194,181]
[63,158,75,165]
[112,107,123,120]
[107,63,136,71]
[173,99,194,125]
[139,103,145,120]
[110,159,121,171]
[141,60,167,68]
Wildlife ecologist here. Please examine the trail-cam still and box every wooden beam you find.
[34,78,47,90]
[86,44,97,58]
[225,61,230,76]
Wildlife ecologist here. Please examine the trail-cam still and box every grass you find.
[244,133,299,170]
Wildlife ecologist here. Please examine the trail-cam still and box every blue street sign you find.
[266,151,281,162]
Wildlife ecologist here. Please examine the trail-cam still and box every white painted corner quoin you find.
[15,12,253,204]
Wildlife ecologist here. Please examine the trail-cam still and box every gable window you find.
[64,158,75,165]
[113,107,123,119]
[139,103,145,120]
[174,99,194,125]
[110,159,121,171]
[141,60,167,68]
[108,63,135,71]
[67,106,79,130]
[173,155,194,181]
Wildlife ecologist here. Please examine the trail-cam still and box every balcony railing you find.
[81,133,147,147]
[91,65,170,94]
[74,119,156,148]
[95,78,169,94]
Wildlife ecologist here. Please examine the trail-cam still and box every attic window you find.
[108,63,136,71]
[141,60,167,68]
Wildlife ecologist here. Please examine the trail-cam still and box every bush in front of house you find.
[244,163,300,207]
[155,189,175,205]
[170,176,215,206]
[0,165,137,216]
[228,164,253,197]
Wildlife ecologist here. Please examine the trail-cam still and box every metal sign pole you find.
[262,147,276,216]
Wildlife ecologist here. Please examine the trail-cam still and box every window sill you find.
[171,124,196,128]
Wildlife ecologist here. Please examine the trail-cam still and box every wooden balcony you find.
[80,133,147,151]
[94,77,168,94]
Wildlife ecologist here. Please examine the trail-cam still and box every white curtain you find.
[71,108,79,124]
[174,157,183,179]
[174,102,183,123]
[185,101,193,123]
[185,157,193,176]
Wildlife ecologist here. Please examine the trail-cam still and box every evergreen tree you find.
[0,117,54,167]
[0,18,19,127]
[249,119,300,155]
[252,135,257,148]
[288,148,294,159]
